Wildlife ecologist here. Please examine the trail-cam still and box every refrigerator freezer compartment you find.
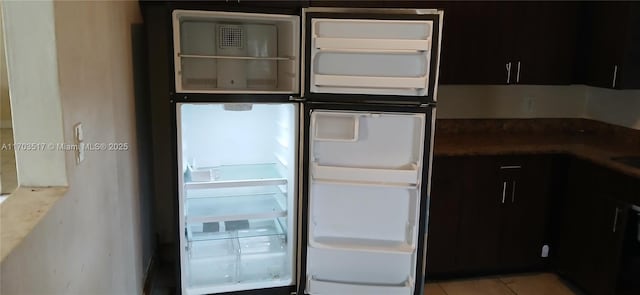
[312,162,419,184]
[311,111,425,169]
[187,235,290,293]
[185,164,287,189]
[307,277,414,295]
[307,247,414,285]
[186,193,287,223]
[173,10,300,93]
[187,218,285,242]
[309,182,418,252]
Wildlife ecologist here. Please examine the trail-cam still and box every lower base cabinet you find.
[427,155,553,276]
[556,159,638,295]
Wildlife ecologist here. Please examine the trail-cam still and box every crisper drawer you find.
[307,17,435,97]
[307,277,414,295]
[306,247,415,285]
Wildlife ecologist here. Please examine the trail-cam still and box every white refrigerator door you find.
[305,11,437,97]
[305,110,426,295]
[177,103,299,295]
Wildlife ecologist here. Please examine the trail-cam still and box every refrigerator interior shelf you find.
[179,54,295,61]
[185,163,287,189]
[314,37,431,51]
[186,193,287,224]
[309,236,415,254]
[314,74,427,89]
[312,162,419,184]
[307,277,414,295]
[187,218,286,242]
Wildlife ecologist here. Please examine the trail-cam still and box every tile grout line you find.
[436,283,449,295]
[500,279,519,295]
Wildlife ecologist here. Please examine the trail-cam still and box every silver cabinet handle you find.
[506,62,512,84]
[501,181,507,203]
[613,207,620,233]
[612,65,618,88]
[511,181,517,203]
[516,61,521,83]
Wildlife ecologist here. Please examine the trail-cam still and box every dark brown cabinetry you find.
[556,159,634,295]
[438,2,578,85]
[576,2,640,89]
[427,155,552,276]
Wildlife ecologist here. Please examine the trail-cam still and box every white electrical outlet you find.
[74,123,84,165]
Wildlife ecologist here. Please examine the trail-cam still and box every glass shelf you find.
[180,54,294,61]
[186,193,287,224]
[187,219,286,242]
[185,164,287,190]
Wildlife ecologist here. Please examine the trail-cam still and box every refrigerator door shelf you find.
[309,235,415,254]
[312,162,419,184]
[185,163,287,189]
[306,247,414,285]
[187,218,286,242]
[185,193,287,224]
[307,277,414,295]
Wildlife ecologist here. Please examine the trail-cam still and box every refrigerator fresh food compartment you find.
[309,182,418,253]
[307,277,414,295]
[185,164,287,189]
[313,112,359,142]
[310,18,433,96]
[186,192,287,223]
[306,247,415,286]
[187,234,290,291]
[174,10,300,93]
[311,111,425,170]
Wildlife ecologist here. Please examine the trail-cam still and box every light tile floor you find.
[427,273,580,295]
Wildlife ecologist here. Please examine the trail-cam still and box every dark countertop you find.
[433,119,640,179]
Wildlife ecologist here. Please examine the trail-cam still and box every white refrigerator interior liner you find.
[310,18,433,96]
[311,111,425,185]
[309,182,418,252]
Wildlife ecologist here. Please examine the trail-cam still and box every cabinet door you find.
[512,2,578,85]
[455,157,502,272]
[579,2,631,89]
[557,159,629,295]
[498,157,551,270]
[426,156,464,275]
[438,2,515,84]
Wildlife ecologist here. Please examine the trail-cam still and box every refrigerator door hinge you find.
[289,95,305,102]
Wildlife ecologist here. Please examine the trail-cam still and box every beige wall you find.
[437,85,640,130]
[1,7,11,127]
[1,1,145,294]
[585,87,640,130]
[437,85,587,119]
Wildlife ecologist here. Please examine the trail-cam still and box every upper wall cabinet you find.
[576,2,640,89]
[438,2,578,85]
[172,10,300,94]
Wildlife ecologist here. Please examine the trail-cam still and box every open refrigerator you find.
[172,7,442,295]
